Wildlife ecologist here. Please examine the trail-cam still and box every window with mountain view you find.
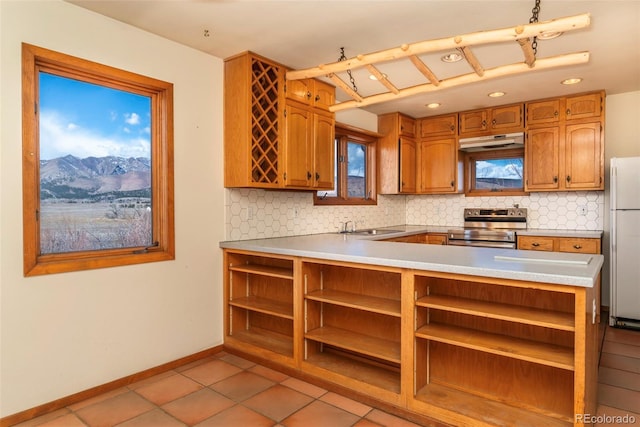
[463,149,526,196]
[22,43,174,276]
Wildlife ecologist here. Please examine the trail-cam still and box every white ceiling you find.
[67,0,640,118]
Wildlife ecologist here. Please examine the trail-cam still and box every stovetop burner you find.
[447,208,528,249]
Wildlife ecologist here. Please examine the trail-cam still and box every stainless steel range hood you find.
[459,132,524,152]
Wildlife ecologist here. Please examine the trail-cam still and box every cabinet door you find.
[565,93,603,121]
[399,137,417,193]
[526,99,561,126]
[564,122,603,190]
[285,79,313,105]
[313,112,335,189]
[490,104,523,130]
[284,103,312,187]
[420,114,457,138]
[459,110,488,135]
[312,80,336,110]
[426,234,447,245]
[399,114,416,137]
[525,127,560,191]
[418,138,457,193]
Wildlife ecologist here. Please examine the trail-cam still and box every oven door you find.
[448,239,516,249]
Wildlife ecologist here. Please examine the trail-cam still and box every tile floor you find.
[12,322,640,427]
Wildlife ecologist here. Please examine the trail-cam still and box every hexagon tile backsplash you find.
[224,189,604,241]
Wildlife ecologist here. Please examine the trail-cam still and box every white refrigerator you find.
[610,156,640,328]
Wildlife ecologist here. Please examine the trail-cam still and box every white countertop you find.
[220,226,604,288]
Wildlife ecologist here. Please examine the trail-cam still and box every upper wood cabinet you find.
[417,138,458,193]
[378,113,418,194]
[419,114,457,138]
[224,51,335,190]
[459,104,524,136]
[525,91,605,192]
[285,78,335,110]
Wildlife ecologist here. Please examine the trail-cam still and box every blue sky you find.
[39,72,151,160]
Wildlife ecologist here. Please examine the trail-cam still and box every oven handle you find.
[448,240,516,249]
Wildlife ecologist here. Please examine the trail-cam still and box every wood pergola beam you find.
[286,13,590,81]
[328,52,589,112]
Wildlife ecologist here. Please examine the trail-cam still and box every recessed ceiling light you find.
[537,31,563,40]
[441,52,463,63]
[488,91,505,98]
[426,103,441,109]
[561,78,583,85]
[369,73,387,81]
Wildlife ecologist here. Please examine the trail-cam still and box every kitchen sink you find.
[350,228,403,235]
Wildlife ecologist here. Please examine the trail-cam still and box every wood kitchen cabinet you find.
[378,113,417,194]
[525,91,604,192]
[416,114,460,194]
[518,235,601,254]
[382,232,448,244]
[419,114,457,138]
[224,51,335,190]
[459,103,524,136]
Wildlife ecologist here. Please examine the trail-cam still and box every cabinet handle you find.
[307,91,312,99]
[491,119,497,126]
[566,108,571,116]
[450,180,454,187]
[482,120,487,127]
[553,176,558,183]
[532,242,540,247]
[315,95,320,102]
[450,125,455,131]
[307,171,312,180]
[573,244,582,249]
[315,172,320,181]
[566,175,571,182]
[554,111,559,117]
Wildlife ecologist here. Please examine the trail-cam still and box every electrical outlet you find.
[293,206,299,219]
[578,205,587,216]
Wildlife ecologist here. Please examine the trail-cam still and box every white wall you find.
[0,0,224,417]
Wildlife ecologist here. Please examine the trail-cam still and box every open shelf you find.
[230,326,293,358]
[306,289,401,317]
[229,295,293,319]
[416,323,574,370]
[229,263,293,280]
[416,295,575,331]
[415,383,572,427]
[306,326,400,364]
[305,349,401,394]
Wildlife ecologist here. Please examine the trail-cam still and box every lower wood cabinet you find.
[382,232,448,244]
[223,249,598,426]
[518,235,601,254]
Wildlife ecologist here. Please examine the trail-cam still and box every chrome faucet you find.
[339,220,356,233]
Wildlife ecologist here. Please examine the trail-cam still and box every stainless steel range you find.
[448,207,527,249]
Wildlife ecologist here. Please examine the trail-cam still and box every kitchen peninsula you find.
[220,228,603,427]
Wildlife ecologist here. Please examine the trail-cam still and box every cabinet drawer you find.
[557,238,600,254]
[517,236,555,251]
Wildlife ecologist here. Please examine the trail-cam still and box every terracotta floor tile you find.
[209,371,275,402]
[599,366,640,392]
[32,413,87,427]
[597,383,640,414]
[320,392,372,417]
[249,364,291,382]
[353,419,384,427]
[218,353,256,369]
[12,409,71,427]
[115,408,186,427]
[161,388,235,425]
[134,373,203,405]
[67,387,129,411]
[365,409,424,427]
[281,377,327,398]
[602,341,640,359]
[180,359,242,386]
[600,352,640,374]
[127,370,177,390]
[243,384,314,422]
[194,404,275,427]
[281,400,359,427]
[174,356,218,373]
[75,391,155,427]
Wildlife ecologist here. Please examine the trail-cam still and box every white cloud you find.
[39,110,150,160]
[125,112,140,125]
[475,160,522,179]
